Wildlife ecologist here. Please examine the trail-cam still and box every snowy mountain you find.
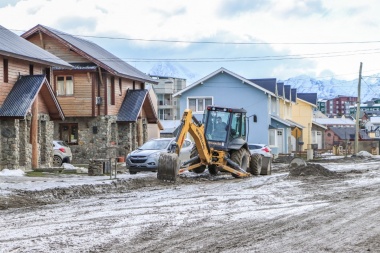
[282,74,380,102]
[147,62,380,102]
[148,62,197,82]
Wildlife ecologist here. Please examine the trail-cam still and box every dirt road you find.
[0,157,379,252]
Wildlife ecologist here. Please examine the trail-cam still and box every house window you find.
[119,78,122,96]
[188,97,212,113]
[29,64,34,75]
[60,123,78,144]
[57,76,74,96]
[269,129,276,146]
[3,59,8,83]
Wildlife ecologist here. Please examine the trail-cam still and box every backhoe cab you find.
[157,106,267,182]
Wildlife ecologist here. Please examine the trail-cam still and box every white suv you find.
[248,143,273,159]
[53,140,73,166]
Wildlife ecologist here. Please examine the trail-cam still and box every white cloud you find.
[1,0,380,81]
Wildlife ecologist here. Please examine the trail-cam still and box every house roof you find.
[329,127,370,140]
[284,85,291,101]
[277,82,284,97]
[314,117,356,126]
[298,93,317,106]
[312,121,328,129]
[248,78,277,94]
[0,25,71,68]
[271,115,291,127]
[117,89,161,128]
[286,119,305,129]
[0,75,64,120]
[160,120,181,134]
[22,24,157,84]
[291,88,297,103]
[173,67,276,97]
[370,117,380,124]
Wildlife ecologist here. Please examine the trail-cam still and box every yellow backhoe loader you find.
[157,106,271,181]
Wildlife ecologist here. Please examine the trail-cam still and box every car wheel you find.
[53,155,63,167]
[129,171,137,175]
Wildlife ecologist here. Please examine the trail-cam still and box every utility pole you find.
[354,62,362,155]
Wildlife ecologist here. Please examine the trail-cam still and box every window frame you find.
[56,75,74,96]
[187,97,213,113]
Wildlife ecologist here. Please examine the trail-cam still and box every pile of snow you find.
[62,163,88,174]
[0,169,25,177]
[357,151,373,157]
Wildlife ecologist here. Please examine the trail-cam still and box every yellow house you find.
[292,93,318,150]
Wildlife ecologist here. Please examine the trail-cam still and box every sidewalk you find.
[0,163,149,197]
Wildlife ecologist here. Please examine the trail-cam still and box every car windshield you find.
[139,139,172,150]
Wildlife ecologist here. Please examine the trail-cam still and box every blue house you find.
[173,68,293,155]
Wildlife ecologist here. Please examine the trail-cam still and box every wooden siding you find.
[106,75,145,116]
[0,56,44,105]
[54,71,93,117]
[38,92,49,114]
[28,33,89,63]
[25,34,149,118]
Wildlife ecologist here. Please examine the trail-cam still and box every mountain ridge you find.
[147,62,380,102]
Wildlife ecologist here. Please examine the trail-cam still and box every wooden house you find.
[22,25,162,163]
[0,25,72,170]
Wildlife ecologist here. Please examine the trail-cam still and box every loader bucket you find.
[157,153,180,182]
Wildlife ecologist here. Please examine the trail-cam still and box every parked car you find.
[53,140,72,166]
[126,137,194,174]
[248,143,273,159]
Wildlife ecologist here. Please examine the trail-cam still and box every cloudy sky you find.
[1,0,380,83]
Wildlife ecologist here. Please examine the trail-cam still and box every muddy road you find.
[0,157,380,252]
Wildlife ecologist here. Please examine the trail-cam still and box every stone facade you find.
[54,116,148,164]
[0,114,54,170]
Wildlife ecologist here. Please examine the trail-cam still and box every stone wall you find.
[54,116,148,164]
[0,113,53,171]
[0,119,20,170]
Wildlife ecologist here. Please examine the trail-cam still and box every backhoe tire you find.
[208,165,219,175]
[230,148,250,178]
[260,157,272,175]
[249,154,262,175]
[190,146,206,174]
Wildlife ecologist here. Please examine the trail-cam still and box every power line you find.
[7,27,380,45]
[28,47,380,63]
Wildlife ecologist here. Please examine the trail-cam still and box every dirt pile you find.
[0,177,167,210]
[288,163,338,178]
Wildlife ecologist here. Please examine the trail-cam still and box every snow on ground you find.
[0,168,149,196]
[0,156,380,252]
[0,168,25,177]
[0,155,379,194]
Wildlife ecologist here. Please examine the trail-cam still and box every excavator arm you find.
[171,109,211,164]
[157,109,213,181]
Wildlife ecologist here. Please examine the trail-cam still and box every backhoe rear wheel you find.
[230,148,250,178]
[157,153,179,182]
[249,154,262,175]
[189,146,206,174]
